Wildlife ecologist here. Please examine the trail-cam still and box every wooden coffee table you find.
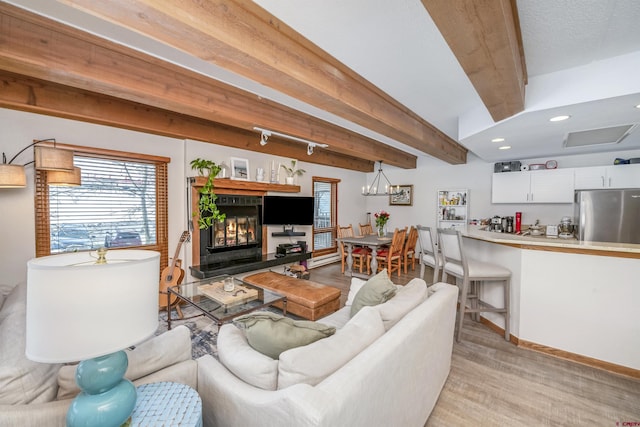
[242,271,341,321]
[167,275,287,329]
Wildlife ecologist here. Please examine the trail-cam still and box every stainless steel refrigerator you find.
[574,189,640,244]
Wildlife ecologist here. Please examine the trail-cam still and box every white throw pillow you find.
[0,283,15,311]
[217,324,279,391]
[57,325,192,399]
[277,306,385,389]
[375,278,428,330]
[0,282,61,405]
[345,277,367,306]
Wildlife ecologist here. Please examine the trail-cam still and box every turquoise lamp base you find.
[66,350,137,427]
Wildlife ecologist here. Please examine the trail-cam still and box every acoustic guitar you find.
[159,231,190,315]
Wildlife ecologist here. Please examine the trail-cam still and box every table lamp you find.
[25,249,160,427]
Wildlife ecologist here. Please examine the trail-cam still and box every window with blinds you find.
[48,156,157,253]
[34,144,169,271]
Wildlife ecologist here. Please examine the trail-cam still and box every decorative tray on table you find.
[198,281,258,307]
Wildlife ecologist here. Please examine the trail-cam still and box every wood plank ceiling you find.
[0,1,525,171]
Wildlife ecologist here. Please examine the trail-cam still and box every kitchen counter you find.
[456,226,640,377]
[462,225,640,257]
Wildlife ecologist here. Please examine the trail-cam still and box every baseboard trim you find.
[478,317,640,379]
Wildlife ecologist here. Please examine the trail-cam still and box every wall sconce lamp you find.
[253,127,328,155]
[0,138,80,188]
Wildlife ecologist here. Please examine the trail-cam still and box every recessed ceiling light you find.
[550,115,571,122]
[498,145,511,150]
[491,137,505,143]
[635,104,640,109]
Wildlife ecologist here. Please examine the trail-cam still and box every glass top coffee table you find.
[167,275,287,329]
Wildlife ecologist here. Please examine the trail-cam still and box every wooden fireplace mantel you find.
[189,176,300,267]
[189,176,300,195]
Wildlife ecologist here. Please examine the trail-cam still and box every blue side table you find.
[131,382,202,427]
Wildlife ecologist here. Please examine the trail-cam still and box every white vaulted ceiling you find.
[5,0,640,163]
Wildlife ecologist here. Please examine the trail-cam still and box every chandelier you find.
[361,161,400,196]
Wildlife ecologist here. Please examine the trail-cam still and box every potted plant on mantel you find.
[190,158,226,229]
[280,160,305,185]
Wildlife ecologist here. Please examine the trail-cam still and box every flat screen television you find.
[262,196,314,226]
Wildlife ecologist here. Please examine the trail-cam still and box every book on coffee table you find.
[198,281,258,308]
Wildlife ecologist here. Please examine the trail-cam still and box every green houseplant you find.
[280,160,305,185]
[191,158,226,229]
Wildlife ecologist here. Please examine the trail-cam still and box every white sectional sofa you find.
[0,281,198,427]
[196,279,458,427]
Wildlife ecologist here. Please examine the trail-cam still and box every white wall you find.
[364,148,640,231]
[3,107,639,284]
[0,108,366,284]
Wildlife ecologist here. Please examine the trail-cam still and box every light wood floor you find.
[309,261,640,426]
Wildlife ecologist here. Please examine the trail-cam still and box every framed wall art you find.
[230,157,250,180]
[389,184,413,206]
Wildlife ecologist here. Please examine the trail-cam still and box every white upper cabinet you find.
[492,169,575,204]
[574,164,640,189]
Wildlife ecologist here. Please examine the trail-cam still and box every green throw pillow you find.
[350,269,397,317]
[233,311,336,359]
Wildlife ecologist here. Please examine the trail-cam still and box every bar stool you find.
[416,225,442,284]
[437,228,511,342]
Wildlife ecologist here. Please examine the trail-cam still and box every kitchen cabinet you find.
[437,189,468,231]
[492,169,574,203]
[574,164,640,189]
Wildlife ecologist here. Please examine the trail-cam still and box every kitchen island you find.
[459,226,640,377]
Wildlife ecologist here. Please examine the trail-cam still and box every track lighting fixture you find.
[253,127,328,155]
[259,130,270,146]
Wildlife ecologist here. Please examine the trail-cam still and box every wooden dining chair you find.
[359,222,374,235]
[337,224,368,274]
[401,226,418,274]
[374,227,407,278]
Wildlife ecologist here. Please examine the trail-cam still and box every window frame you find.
[34,142,170,274]
[311,176,340,257]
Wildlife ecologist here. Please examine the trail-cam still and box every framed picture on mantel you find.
[230,157,250,180]
[390,185,413,206]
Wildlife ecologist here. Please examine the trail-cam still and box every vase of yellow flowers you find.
[374,210,390,237]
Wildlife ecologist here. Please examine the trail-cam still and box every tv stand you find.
[272,225,306,237]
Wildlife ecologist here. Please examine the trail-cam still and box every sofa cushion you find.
[57,325,192,399]
[217,324,279,390]
[0,283,15,311]
[0,282,61,405]
[345,277,367,307]
[350,269,397,317]
[233,311,336,359]
[374,278,428,330]
[278,306,385,389]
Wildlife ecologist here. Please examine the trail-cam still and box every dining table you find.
[337,234,392,278]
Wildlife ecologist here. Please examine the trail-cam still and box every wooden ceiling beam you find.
[422,0,527,122]
[56,0,467,165]
[0,71,374,172]
[0,3,414,170]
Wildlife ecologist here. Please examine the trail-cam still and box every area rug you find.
[155,305,219,360]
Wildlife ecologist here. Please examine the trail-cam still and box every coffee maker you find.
[505,216,514,233]
[490,216,503,232]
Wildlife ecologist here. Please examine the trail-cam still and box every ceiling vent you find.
[564,124,636,148]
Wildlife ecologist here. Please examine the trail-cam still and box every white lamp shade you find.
[0,164,27,188]
[26,250,160,363]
